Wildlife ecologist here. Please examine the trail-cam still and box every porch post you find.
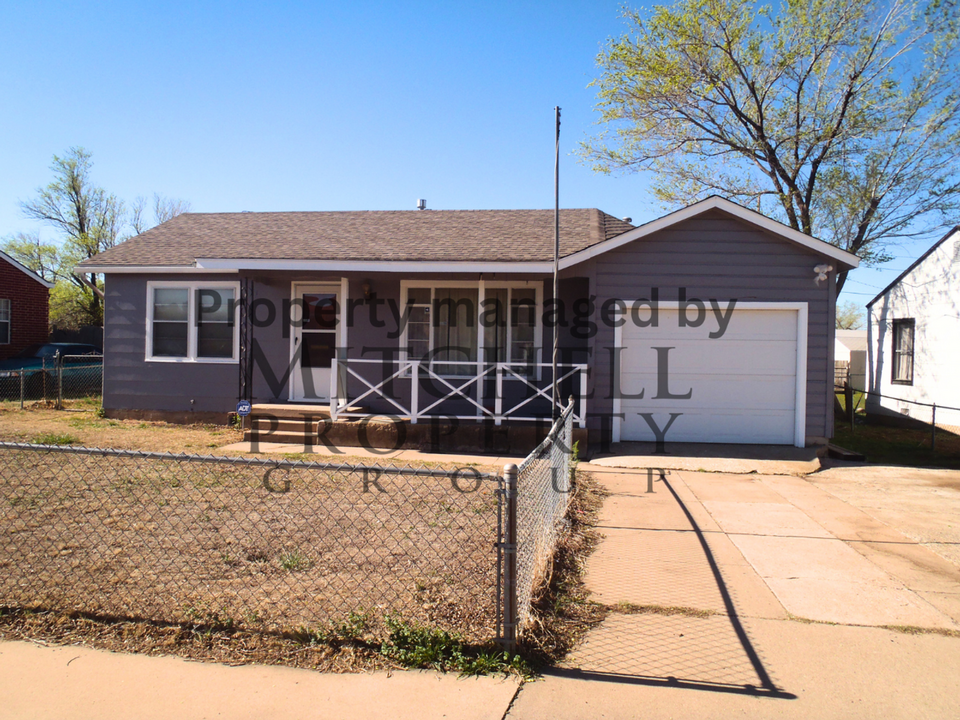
[329,358,338,421]
[410,361,419,424]
[495,363,503,426]
[476,279,485,422]
[579,364,588,428]
[238,276,253,403]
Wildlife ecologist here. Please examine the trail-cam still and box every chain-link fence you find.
[0,354,102,407]
[0,443,501,641]
[501,399,576,642]
[57,354,104,403]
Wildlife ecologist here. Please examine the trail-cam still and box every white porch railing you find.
[329,358,587,428]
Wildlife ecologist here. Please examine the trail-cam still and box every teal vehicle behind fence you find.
[0,343,103,403]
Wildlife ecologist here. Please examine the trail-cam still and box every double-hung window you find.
[891,318,915,385]
[0,299,10,345]
[400,282,541,376]
[146,282,239,362]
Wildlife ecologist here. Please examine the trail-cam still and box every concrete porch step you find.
[249,403,366,421]
[241,415,588,457]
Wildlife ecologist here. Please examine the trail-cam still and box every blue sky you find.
[0,0,938,312]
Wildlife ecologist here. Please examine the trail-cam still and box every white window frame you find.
[0,299,10,345]
[891,318,915,385]
[145,280,240,363]
[398,279,543,376]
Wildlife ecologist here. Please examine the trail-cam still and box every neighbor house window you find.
[891,319,915,385]
[146,282,239,362]
[400,282,541,376]
[0,299,9,344]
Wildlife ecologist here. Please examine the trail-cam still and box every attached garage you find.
[565,196,860,448]
[613,303,808,447]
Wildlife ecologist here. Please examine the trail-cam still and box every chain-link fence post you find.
[500,462,518,652]
[19,371,25,410]
[932,403,937,453]
[56,352,63,410]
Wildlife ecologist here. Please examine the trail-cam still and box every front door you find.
[290,284,339,401]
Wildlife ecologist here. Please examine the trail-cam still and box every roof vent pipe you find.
[417,199,426,210]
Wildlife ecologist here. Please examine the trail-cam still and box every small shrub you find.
[380,617,530,676]
[279,549,313,571]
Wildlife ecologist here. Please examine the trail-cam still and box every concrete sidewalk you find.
[0,640,520,720]
[508,466,960,719]
[587,442,821,475]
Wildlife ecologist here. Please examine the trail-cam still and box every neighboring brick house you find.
[0,250,53,360]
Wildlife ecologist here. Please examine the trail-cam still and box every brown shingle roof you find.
[77,209,635,268]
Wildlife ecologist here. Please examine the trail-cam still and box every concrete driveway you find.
[509,463,960,719]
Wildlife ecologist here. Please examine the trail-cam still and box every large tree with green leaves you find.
[583,0,960,291]
[5,148,190,329]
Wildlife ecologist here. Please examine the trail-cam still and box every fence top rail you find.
[0,441,503,480]
[517,398,575,473]
[338,358,587,369]
[860,389,960,413]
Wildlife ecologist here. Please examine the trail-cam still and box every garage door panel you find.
[620,340,797,375]
[624,309,797,342]
[620,409,795,445]
[618,373,796,410]
[617,305,803,445]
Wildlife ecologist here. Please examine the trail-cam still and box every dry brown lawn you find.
[0,398,243,453]
[0,432,500,642]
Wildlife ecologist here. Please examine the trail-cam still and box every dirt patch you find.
[932,478,960,493]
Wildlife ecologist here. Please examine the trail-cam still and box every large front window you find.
[146,282,238,362]
[401,283,540,375]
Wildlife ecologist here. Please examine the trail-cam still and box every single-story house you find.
[0,249,53,360]
[835,329,867,391]
[866,226,960,433]
[76,196,858,449]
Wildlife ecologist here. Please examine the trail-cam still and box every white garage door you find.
[616,304,806,446]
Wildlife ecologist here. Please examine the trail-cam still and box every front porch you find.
[236,272,591,444]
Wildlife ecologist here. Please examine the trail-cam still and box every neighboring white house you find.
[835,329,867,391]
[866,226,960,432]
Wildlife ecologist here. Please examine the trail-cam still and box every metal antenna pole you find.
[552,106,561,420]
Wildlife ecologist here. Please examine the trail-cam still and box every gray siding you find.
[585,210,835,444]
[103,274,241,414]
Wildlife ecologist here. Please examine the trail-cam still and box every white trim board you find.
[611,301,808,448]
[77,265,237,275]
[196,259,554,273]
